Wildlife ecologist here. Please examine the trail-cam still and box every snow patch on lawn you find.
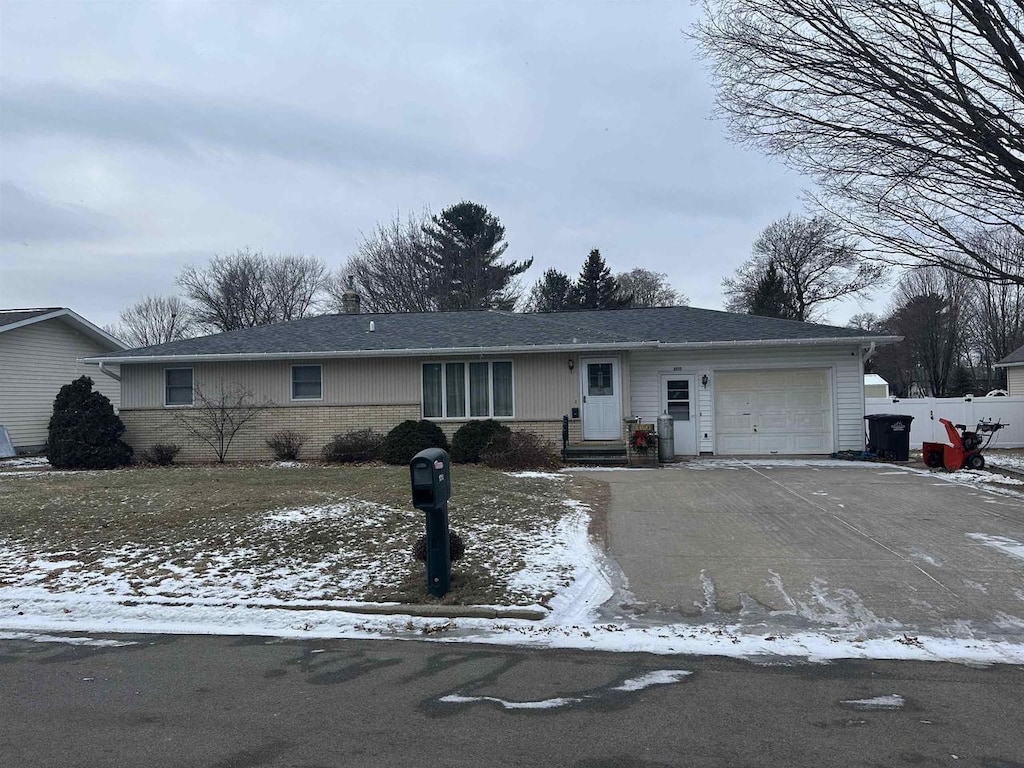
[0,457,50,468]
[504,471,565,480]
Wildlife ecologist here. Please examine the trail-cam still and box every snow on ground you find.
[841,694,905,710]
[986,453,1024,473]
[438,669,693,710]
[4,462,1024,665]
[0,457,50,468]
[967,533,1024,563]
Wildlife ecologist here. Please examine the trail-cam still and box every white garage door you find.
[714,368,833,455]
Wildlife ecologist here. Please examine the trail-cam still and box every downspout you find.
[98,362,121,382]
[861,341,876,363]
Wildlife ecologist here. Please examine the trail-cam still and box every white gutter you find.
[97,361,121,382]
[83,336,902,366]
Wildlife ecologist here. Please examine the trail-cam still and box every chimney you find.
[341,275,361,315]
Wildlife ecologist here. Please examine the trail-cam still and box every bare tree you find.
[615,269,689,307]
[328,211,437,313]
[171,383,268,463]
[723,215,884,320]
[879,267,973,396]
[965,228,1024,386]
[179,249,328,332]
[109,295,197,348]
[695,0,1024,286]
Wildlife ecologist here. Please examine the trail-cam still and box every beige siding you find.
[1007,367,1024,397]
[121,352,576,421]
[122,358,421,409]
[0,319,121,451]
[628,345,865,454]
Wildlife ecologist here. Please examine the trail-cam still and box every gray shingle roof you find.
[997,344,1024,367]
[88,306,893,363]
[0,307,65,328]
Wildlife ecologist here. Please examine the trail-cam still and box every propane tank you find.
[657,412,674,462]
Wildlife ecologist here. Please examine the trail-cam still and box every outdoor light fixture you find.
[701,374,708,388]
[568,359,575,372]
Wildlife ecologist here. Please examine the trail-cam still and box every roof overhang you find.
[84,335,901,365]
[1,308,126,350]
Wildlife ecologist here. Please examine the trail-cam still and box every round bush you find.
[450,419,512,463]
[412,530,465,562]
[47,376,133,469]
[378,420,450,465]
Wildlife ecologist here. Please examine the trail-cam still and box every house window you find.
[422,361,513,418]
[291,365,322,400]
[165,368,194,406]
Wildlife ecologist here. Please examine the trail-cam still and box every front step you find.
[563,442,629,466]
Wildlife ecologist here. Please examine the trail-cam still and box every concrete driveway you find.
[600,460,1024,638]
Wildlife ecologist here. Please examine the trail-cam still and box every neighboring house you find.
[864,373,890,399]
[996,344,1024,396]
[0,308,126,453]
[83,306,898,462]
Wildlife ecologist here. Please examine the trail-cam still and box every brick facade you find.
[120,405,577,462]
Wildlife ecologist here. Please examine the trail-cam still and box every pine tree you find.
[525,269,579,312]
[421,201,533,310]
[47,376,133,469]
[576,249,630,310]
[748,262,799,319]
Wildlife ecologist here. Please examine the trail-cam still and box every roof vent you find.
[368,320,376,332]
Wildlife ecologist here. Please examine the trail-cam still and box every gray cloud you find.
[0,182,118,242]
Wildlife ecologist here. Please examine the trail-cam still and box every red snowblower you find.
[922,418,1008,471]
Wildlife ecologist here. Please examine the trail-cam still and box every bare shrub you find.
[321,429,383,463]
[481,431,562,471]
[265,430,307,461]
[139,443,181,466]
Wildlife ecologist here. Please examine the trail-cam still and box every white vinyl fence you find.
[865,397,1024,449]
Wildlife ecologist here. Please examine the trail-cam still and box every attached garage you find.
[714,368,834,455]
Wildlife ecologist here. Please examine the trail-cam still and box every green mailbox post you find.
[409,447,451,597]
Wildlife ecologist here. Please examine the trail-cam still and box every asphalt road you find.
[2,633,1023,768]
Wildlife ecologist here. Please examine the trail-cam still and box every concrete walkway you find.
[600,461,1024,637]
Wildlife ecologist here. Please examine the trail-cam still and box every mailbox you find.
[409,447,452,597]
[410,447,451,511]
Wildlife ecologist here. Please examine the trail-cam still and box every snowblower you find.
[922,418,1008,471]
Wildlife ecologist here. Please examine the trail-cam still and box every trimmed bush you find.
[139,443,180,466]
[46,376,133,469]
[266,430,306,461]
[481,430,562,471]
[378,420,450,465]
[450,419,512,464]
[321,429,383,463]
[413,530,466,562]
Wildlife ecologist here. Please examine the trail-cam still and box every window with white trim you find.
[422,361,513,418]
[291,365,322,400]
[165,368,194,406]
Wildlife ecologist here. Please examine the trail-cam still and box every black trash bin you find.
[864,414,914,461]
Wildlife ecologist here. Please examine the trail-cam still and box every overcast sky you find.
[0,0,887,331]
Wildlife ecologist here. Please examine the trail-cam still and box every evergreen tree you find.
[576,249,630,310]
[748,262,799,319]
[524,269,579,312]
[47,376,133,469]
[421,201,533,310]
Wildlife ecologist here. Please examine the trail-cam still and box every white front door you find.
[661,374,697,456]
[582,358,621,440]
